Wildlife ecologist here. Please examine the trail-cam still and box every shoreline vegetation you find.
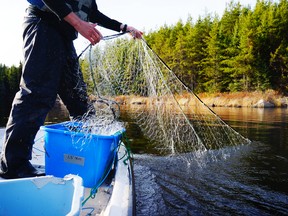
[5,89,286,126]
[111,90,288,108]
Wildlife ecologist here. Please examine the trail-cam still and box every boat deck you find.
[0,128,134,216]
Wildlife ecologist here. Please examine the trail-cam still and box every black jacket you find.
[35,0,122,40]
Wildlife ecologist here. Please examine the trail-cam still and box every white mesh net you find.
[75,35,251,164]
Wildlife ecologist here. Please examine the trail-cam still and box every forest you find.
[143,0,288,94]
[0,0,287,122]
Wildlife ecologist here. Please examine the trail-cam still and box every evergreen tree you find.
[186,15,213,92]
[0,64,8,124]
[230,7,255,91]
[202,18,223,92]
[0,63,21,125]
[269,0,288,92]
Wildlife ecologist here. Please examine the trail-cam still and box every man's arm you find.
[90,4,143,39]
[64,12,103,45]
[42,0,102,45]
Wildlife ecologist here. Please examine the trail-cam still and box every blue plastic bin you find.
[0,175,84,216]
[41,122,124,188]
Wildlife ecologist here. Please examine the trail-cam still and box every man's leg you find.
[0,12,69,179]
[58,42,93,119]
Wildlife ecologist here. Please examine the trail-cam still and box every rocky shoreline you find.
[198,91,288,108]
[113,90,288,108]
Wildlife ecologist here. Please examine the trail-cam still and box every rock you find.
[280,97,288,107]
[253,99,275,108]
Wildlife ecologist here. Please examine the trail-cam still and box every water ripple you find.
[133,143,288,216]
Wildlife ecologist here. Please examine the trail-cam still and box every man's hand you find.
[126,26,143,39]
[64,12,103,45]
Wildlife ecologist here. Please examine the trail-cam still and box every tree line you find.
[0,63,22,124]
[144,0,288,94]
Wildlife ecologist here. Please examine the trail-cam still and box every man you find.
[0,0,142,179]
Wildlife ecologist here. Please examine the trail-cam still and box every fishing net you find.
[74,34,251,164]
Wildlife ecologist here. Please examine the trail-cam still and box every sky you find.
[0,0,259,67]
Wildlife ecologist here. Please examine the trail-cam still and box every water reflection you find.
[31,103,288,154]
[211,107,288,125]
[211,107,288,150]
[45,99,70,124]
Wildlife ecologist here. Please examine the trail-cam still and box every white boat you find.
[0,122,135,216]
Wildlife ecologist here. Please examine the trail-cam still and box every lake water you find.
[1,106,287,215]
[132,107,288,216]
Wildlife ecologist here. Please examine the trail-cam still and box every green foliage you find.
[142,0,288,94]
[0,63,22,124]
